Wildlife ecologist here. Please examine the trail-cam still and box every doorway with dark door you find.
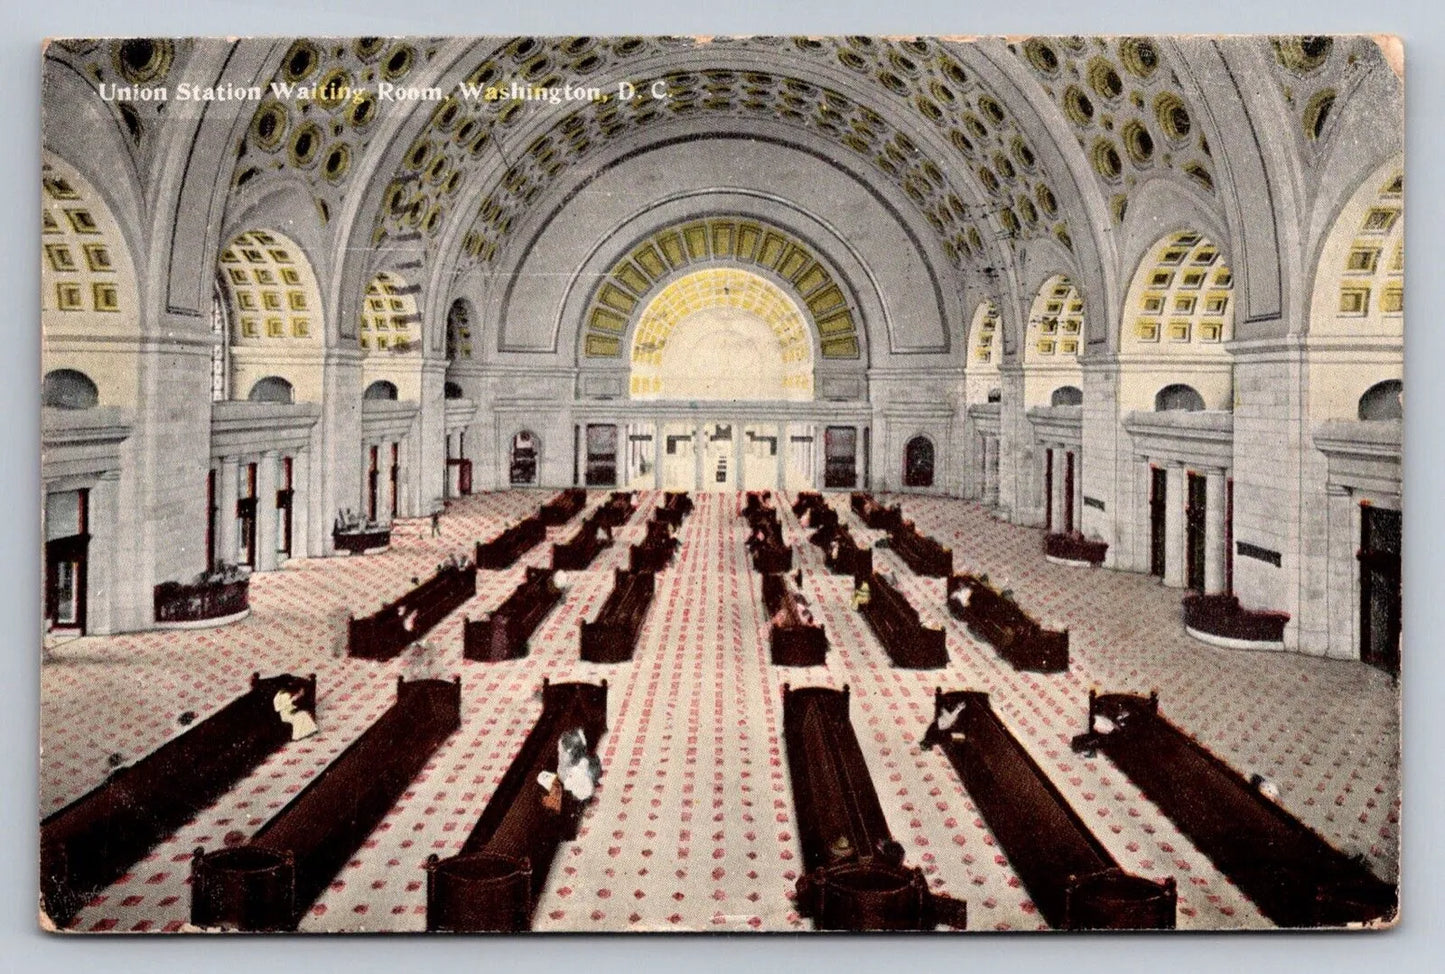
[1359,504,1401,676]
[1185,472,1207,591]
[45,489,89,634]
[1149,466,1167,578]
[824,426,857,489]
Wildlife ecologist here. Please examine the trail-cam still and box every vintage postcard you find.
[39,34,1401,933]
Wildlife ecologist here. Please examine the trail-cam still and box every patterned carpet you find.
[39,489,1400,933]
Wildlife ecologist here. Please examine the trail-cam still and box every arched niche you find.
[42,368,100,410]
[629,268,813,402]
[358,270,426,402]
[41,151,142,409]
[1022,275,1084,407]
[363,380,399,401]
[247,376,295,404]
[1306,159,1403,421]
[217,228,326,403]
[1117,230,1235,412]
[1154,383,1205,412]
[1358,379,1402,422]
[1050,385,1083,407]
[509,430,539,486]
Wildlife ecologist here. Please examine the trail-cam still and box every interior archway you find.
[629,268,813,402]
[217,228,326,402]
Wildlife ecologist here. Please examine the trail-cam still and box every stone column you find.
[734,420,745,490]
[217,457,239,567]
[653,422,664,490]
[292,449,311,559]
[1049,446,1066,533]
[1324,484,1358,659]
[1203,467,1228,594]
[86,471,121,634]
[694,425,705,491]
[776,422,787,491]
[983,437,1000,507]
[1163,463,1186,588]
[1072,450,1084,535]
[256,450,279,572]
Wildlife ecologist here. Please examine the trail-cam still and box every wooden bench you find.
[426,680,608,931]
[921,690,1175,929]
[629,520,678,574]
[803,504,840,542]
[551,512,612,570]
[783,685,966,930]
[347,563,477,660]
[791,491,825,518]
[1070,691,1397,927]
[190,677,462,931]
[655,491,693,528]
[889,520,953,578]
[464,567,563,662]
[579,569,655,663]
[857,571,948,669]
[824,524,873,582]
[762,572,829,667]
[476,515,546,569]
[594,491,637,529]
[947,574,1069,673]
[539,488,587,526]
[40,672,317,928]
[851,492,902,531]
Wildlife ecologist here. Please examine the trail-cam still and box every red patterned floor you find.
[39,489,1399,933]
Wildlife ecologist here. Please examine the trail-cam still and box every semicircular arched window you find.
[1154,383,1205,412]
[247,376,294,404]
[42,368,99,410]
[444,381,464,400]
[363,380,399,401]
[1050,385,1083,407]
[1358,379,1402,421]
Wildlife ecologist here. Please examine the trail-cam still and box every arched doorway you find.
[904,436,935,488]
[510,431,538,486]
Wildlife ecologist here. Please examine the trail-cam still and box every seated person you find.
[950,585,972,613]
[851,581,871,609]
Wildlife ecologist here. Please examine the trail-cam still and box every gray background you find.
[7,1,1440,970]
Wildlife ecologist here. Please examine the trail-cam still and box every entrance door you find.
[661,423,696,490]
[45,489,88,634]
[1064,451,1076,533]
[237,463,258,568]
[276,456,294,560]
[1185,472,1207,591]
[701,423,735,493]
[368,445,380,520]
[1043,448,1054,532]
[904,436,935,488]
[585,424,618,487]
[743,425,779,492]
[1149,466,1167,578]
[1359,505,1401,676]
[824,426,857,489]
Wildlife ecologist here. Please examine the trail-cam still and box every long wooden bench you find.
[824,524,873,581]
[464,567,563,662]
[539,488,587,526]
[655,491,693,528]
[579,568,655,663]
[803,503,840,541]
[791,491,824,518]
[857,571,948,669]
[629,519,678,574]
[762,572,828,667]
[783,685,966,930]
[594,491,637,529]
[190,676,462,931]
[347,563,477,660]
[476,515,546,569]
[40,672,317,928]
[1070,691,1397,927]
[851,492,902,532]
[551,512,612,570]
[426,680,609,931]
[921,690,1176,929]
[889,520,953,578]
[947,574,1069,673]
